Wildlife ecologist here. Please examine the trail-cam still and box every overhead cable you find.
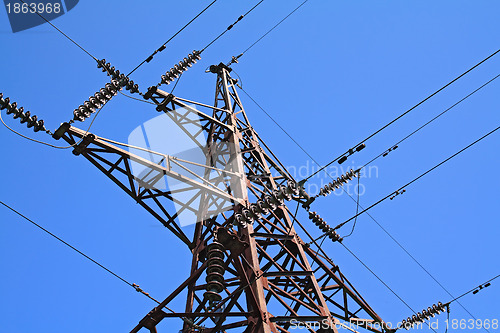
[127,0,218,76]
[0,200,198,328]
[304,48,500,181]
[228,0,310,65]
[333,124,500,232]
[362,72,500,168]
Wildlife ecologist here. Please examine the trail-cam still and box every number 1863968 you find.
[445,319,498,330]
[5,2,61,14]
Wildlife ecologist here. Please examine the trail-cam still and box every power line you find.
[8,2,498,326]
[239,86,320,165]
[342,176,360,238]
[2,0,197,146]
[282,205,430,331]
[0,200,147,296]
[309,70,500,330]
[341,242,498,333]
[201,0,266,52]
[392,274,500,331]
[228,0,310,64]
[304,47,500,182]
[8,0,265,137]
[302,212,437,333]
[362,72,500,168]
[340,243,438,331]
[127,0,218,76]
[239,80,491,330]
[338,188,489,331]
[135,1,266,91]
[2,1,112,146]
[170,73,183,94]
[18,0,97,61]
[11,0,217,134]
[0,96,110,149]
[329,73,500,327]
[19,0,215,75]
[334,124,500,232]
[118,92,157,105]
[0,200,197,327]
[447,274,500,304]
[1,3,138,146]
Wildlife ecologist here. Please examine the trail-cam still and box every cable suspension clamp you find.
[382,144,399,157]
[473,282,491,295]
[338,143,366,164]
[227,53,243,66]
[0,93,47,133]
[132,283,150,297]
[389,189,406,200]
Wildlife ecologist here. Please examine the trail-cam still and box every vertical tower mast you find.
[129,65,390,333]
[54,64,391,333]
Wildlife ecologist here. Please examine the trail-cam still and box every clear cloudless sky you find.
[1,1,499,332]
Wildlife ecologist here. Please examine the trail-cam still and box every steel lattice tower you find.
[54,64,392,333]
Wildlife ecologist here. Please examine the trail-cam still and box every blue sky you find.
[0,1,499,332]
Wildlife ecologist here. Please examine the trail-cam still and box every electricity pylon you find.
[54,63,392,333]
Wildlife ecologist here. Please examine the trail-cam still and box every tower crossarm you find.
[54,124,245,249]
